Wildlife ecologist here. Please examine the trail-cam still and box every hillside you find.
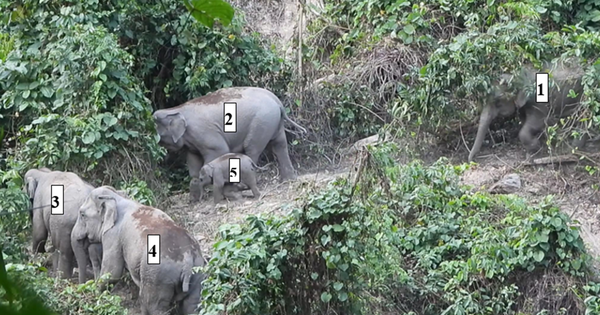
[2,0,600,314]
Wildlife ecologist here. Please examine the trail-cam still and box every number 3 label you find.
[223,102,237,133]
[229,158,241,183]
[50,185,64,215]
[147,234,160,265]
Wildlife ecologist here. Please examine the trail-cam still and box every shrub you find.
[200,144,594,314]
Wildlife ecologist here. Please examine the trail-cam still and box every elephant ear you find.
[98,194,118,236]
[167,113,187,144]
[515,89,529,108]
[25,175,38,199]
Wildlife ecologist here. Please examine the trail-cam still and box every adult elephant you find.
[76,186,205,315]
[153,87,307,202]
[468,59,585,162]
[24,168,97,280]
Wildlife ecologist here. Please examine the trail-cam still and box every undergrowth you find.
[200,144,600,315]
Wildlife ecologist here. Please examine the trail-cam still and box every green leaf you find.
[403,24,415,34]
[332,224,344,232]
[22,90,30,99]
[337,291,348,302]
[320,292,332,303]
[184,0,235,28]
[82,131,96,144]
[16,82,29,90]
[103,115,118,127]
[533,250,545,262]
[40,86,54,98]
[333,282,343,291]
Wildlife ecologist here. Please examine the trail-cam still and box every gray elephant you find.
[76,186,205,315]
[469,60,585,162]
[197,153,261,203]
[153,87,307,202]
[24,168,97,280]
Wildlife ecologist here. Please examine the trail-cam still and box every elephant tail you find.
[279,106,307,135]
[182,269,192,293]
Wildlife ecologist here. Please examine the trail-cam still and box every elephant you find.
[153,86,307,202]
[71,189,132,284]
[24,168,96,280]
[76,186,205,315]
[468,60,585,162]
[197,153,261,203]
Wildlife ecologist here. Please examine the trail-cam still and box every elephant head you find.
[153,111,188,152]
[468,71,533,162]
[78,186,120,243]
[23,168,53,215]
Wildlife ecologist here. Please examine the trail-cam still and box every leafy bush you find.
[0,188,30,264]
[0,262,126,315]
[0,2,164,187]
[200,144,594,315]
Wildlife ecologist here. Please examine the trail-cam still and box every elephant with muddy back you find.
[24,168,101,281]
[153,87,307,202]
[75,186,205,315]
[468,59,586,162]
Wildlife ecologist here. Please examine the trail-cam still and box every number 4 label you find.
[50,185,64,215]
[223,102,237,133]
[147,234,160,265]
[229,158,241,183]
[536,73,549,103]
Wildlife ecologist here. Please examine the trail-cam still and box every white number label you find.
[50,185,64,215]
[229,158,241,183]
[147,234,160,265]
[536,73,549,103]
[223,102,237,133]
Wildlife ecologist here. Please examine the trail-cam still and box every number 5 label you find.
[223,102,237,133]
[536,73,549,103]
[50,185,64,215]
[147,234,160,265]
[229,158,241,183]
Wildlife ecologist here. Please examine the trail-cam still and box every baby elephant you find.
[197,153,260,203]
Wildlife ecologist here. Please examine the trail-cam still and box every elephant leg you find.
[572,133,588,150]
[57,234,75,279]
[245,175,260,199]
[32,214,48,253]
[519,119,544,158]
[213,185,225,204]
[89,243,102,280]
[270,130,297,181]
[187,152,204,203]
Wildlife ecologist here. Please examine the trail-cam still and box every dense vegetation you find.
[2,0,600,314]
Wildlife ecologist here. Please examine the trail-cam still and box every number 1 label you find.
[229,158,241,183]
[536,73,549,103]
[147,234,160,265]
[50,185,64,215]
[223,102,237,133]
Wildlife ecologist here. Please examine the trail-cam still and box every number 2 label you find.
[223,102,237,133]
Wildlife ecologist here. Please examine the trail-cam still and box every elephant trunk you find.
[469,105,495,162]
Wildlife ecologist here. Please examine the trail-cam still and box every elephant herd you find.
[22,87,308,314]
[17,60,594,313]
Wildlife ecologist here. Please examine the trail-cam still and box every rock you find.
[488,173,522,194]
[345,134,379,156]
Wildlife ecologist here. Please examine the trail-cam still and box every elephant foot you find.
[189,178,202,203]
